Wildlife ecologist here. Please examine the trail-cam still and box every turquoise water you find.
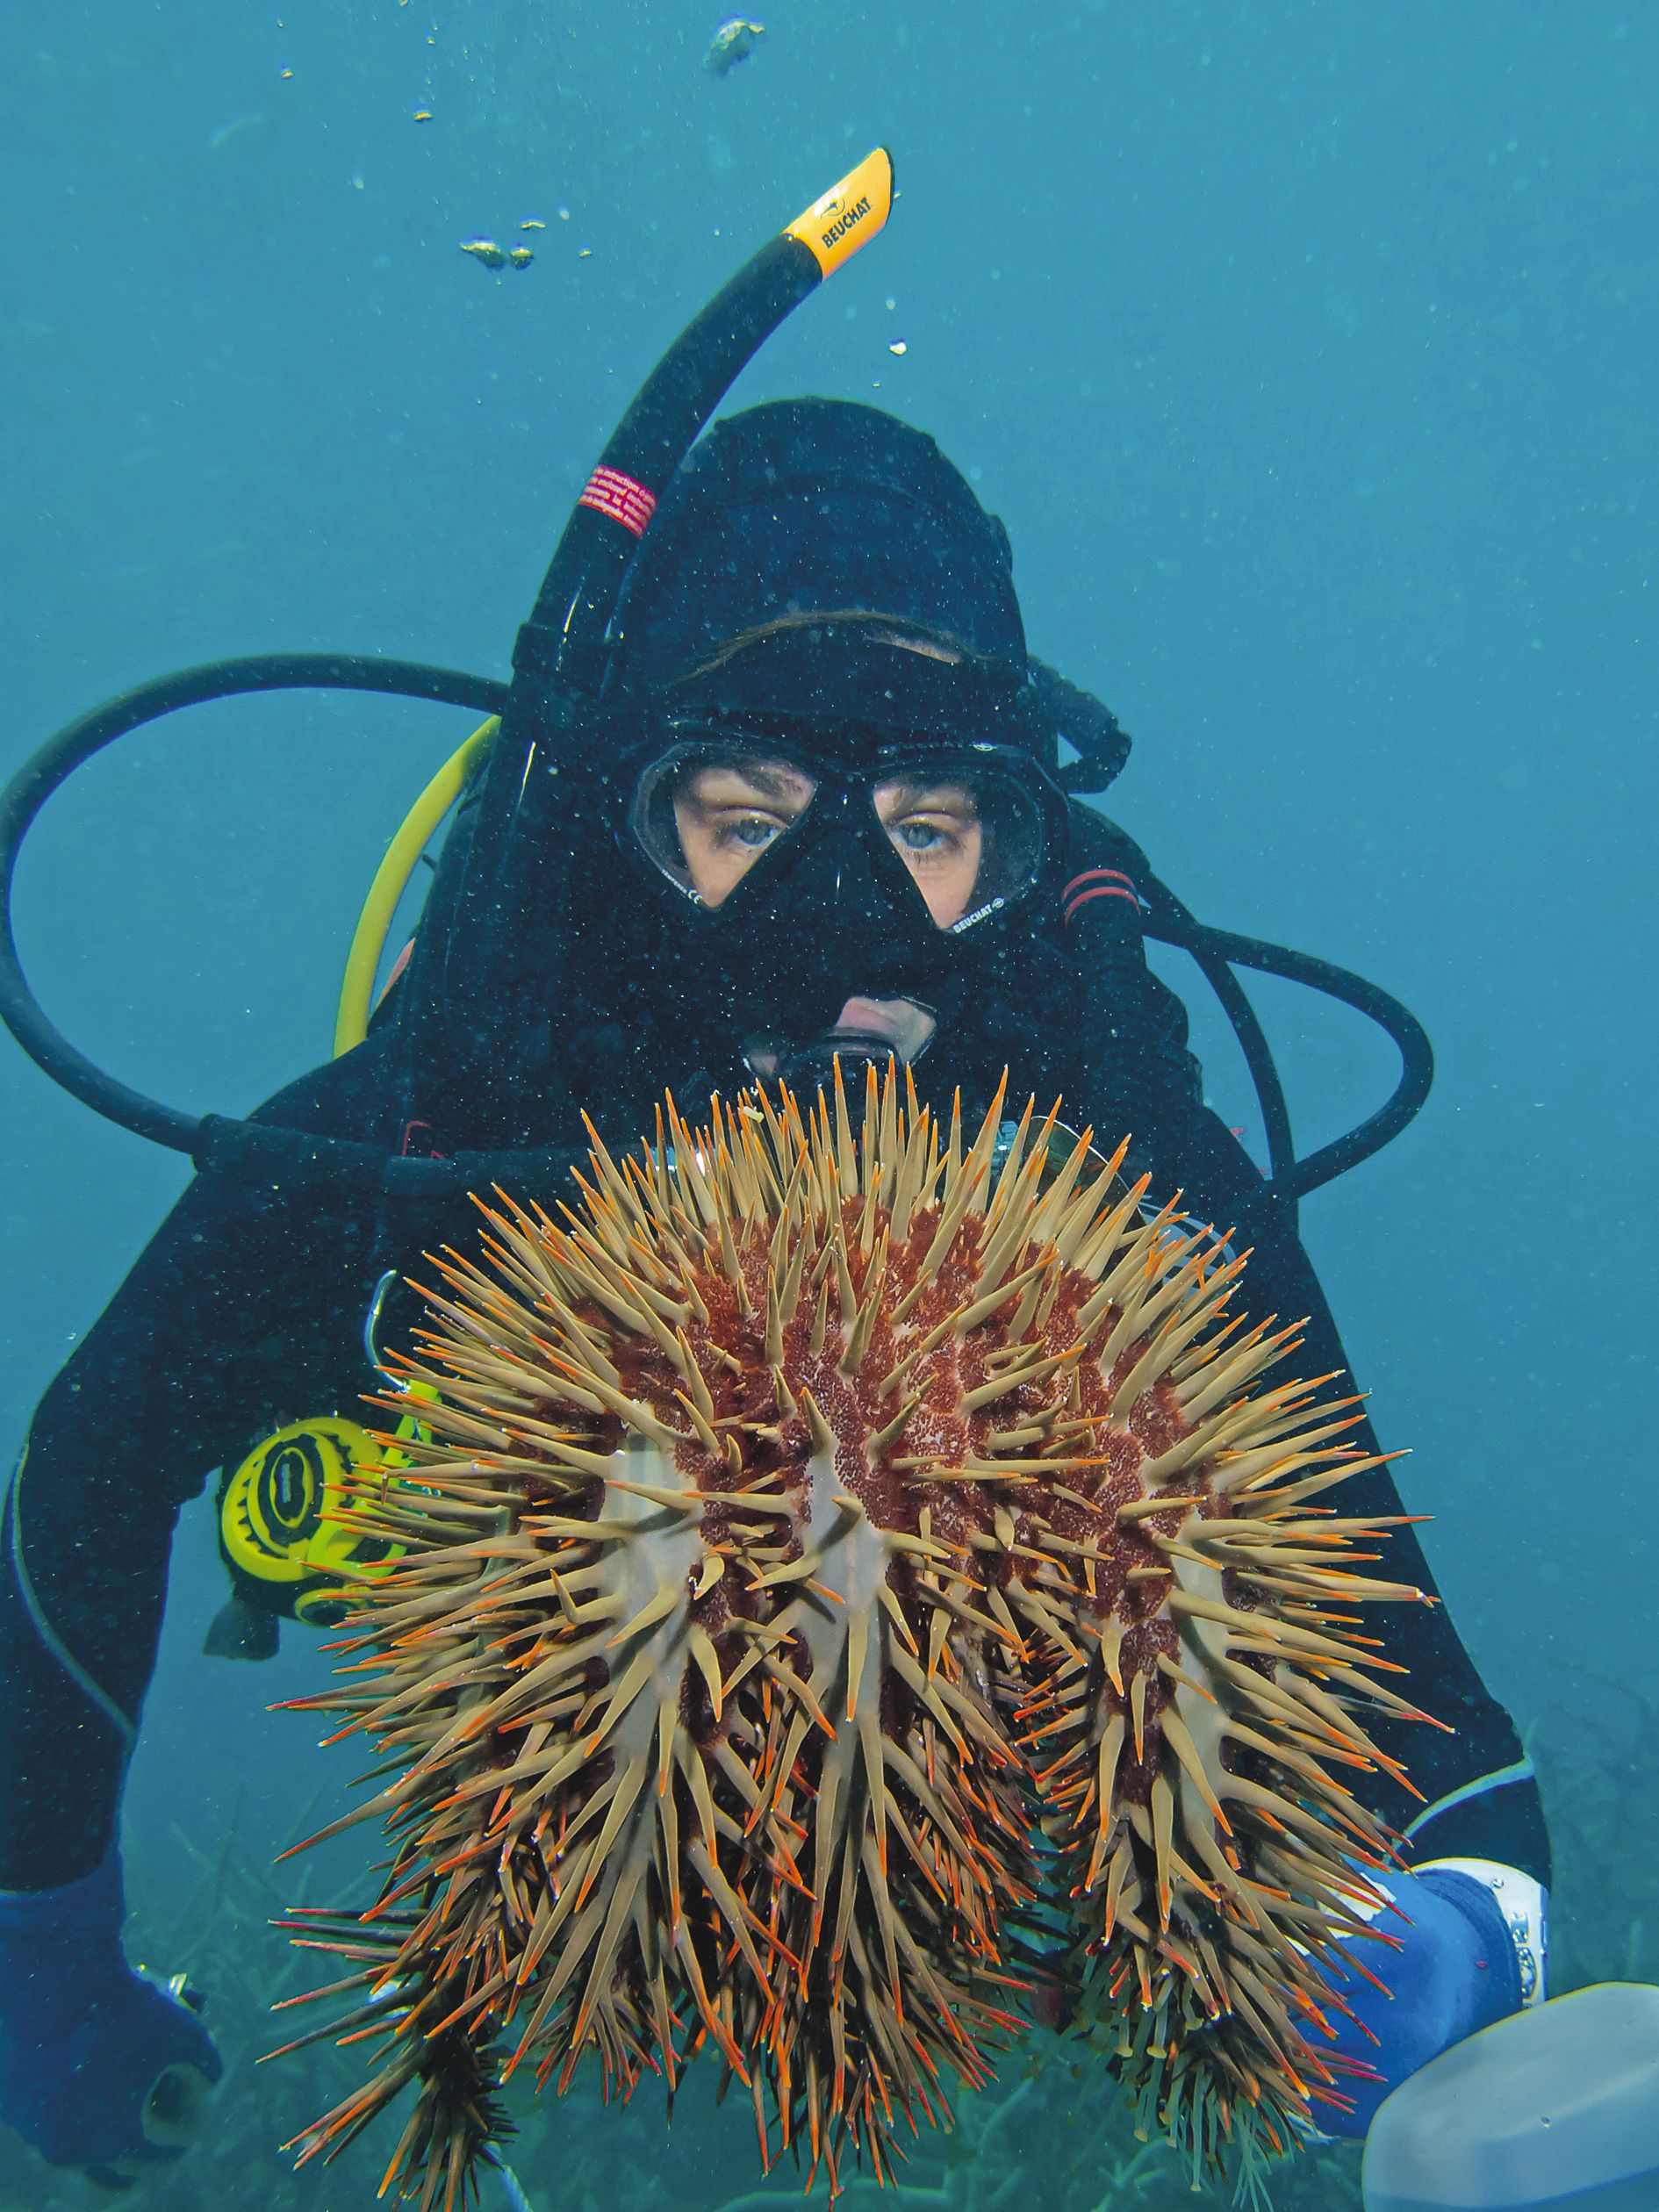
[2,4,1654,2207]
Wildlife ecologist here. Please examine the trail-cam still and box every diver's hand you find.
[0,1854,222,2185]
[1315,1858,1545,2137]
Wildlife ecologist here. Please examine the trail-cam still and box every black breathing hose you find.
[0,656,507,1155]
[1138,872,1434,1207]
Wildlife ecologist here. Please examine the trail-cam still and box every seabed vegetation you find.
[0,1666,1643,2212]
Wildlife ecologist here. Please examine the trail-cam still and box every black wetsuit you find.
[0,892,1553,1897]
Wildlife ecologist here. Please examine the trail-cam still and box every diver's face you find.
[673,758,985,930]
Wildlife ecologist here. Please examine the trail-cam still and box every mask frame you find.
[626,716,1070,939]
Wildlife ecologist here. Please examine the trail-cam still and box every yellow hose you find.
[333,718,498,1058]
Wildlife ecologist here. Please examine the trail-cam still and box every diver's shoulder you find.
[248,1031,402,1142]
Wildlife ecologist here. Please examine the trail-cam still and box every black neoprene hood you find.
[608,398,1030,687]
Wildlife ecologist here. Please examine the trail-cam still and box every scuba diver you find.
[0,151,1550,2186]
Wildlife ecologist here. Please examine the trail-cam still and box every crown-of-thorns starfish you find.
[270,1067,1434,2212]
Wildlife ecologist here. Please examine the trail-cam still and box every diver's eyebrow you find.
[691,761,813,803]
[876,779,979,811]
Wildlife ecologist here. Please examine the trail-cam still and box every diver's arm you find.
[1066,819,1550,1886]
[1296,1265,1552,1890]
[0,1173,247,1890]
[0,1161,383,1889]
[1135,1089,1552,1887]
[0,1039,426,2173]
[0,1153,370,2173]
[0,1039,407,1892]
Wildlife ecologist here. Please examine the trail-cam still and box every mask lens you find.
[630,736,1054,929]
[631,743,819,907]
[873,758,1048,930]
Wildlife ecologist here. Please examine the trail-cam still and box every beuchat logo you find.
[819,194,873,251]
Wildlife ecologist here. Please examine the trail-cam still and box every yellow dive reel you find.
[205,1408,427,1660]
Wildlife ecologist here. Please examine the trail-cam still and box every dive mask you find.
[629,720,1064,934]
[607,702,1071,1095]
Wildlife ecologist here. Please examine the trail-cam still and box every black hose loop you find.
[1138,873,1433,1204]
[0,656,509,1153]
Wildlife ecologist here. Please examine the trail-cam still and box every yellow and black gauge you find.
[216,1411,427,1629]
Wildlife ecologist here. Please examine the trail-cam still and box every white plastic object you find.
[1361,1982,1659,2210]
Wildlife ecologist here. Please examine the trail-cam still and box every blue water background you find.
[1,3,1653,2203]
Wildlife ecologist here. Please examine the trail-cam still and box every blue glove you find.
[0,1853,222,2185]
[1314,1859,1536,2138]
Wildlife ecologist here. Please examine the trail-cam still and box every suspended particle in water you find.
[705,18,765,75]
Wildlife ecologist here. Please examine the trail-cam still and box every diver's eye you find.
[729,814,783,850]
[664,754,816,910]
[873,779,986,930]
